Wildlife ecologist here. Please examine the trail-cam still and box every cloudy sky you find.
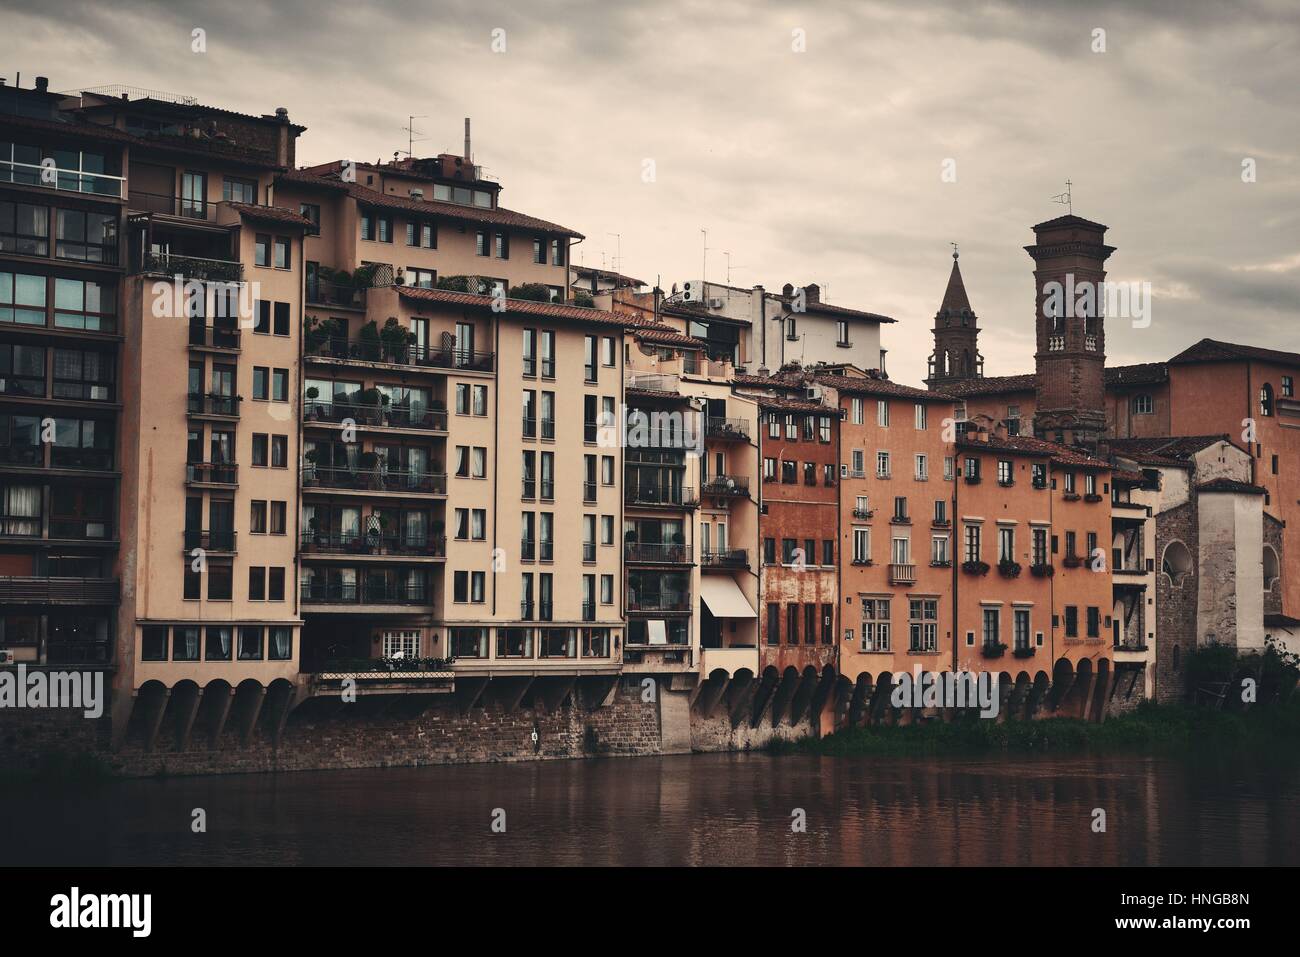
[3,0,1297,383]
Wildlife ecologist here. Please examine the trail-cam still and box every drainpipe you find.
[952,442,959,674]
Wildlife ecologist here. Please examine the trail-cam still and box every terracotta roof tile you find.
[397,286,624,326]
[1196,478,1267,495]
[229,202,316,228]
[1168,338,1300,368]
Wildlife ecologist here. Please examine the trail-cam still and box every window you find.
[601,456,615,485]
[823,463,836,486]
[763,457,776,482]
[893,496,908,521]
[909,599,938,652]
[767,602,781,645]
[1014,609,1031,651]
[522,329,537,376]
[1065,530,1077,557]
[877,400,889,427]
[273,301,290,336]
[763,538,776,565]
[964,523,981,563]
[551,238,565,266]
[915,404,927,430]
[602,336,615,367]
[915,454,928,481]
[877,451,891,478]
[819,416,832,443]
[853,527,870,563]
[964,457,980,480]
[982,608,1000,647]
[540,330,556,377]
[254,233,271,266]
[249,566,266,601]
[376,215,392,243]
[141,626,167,661]
[837,319,849,345]
[1260,383,1274,417]
[1087,606,1101,639]
[238,626,264,661]
[475,230,488,256]
[533,238,546,264]
[174,626,201,661]
[1283,376,1294,398]
[782,538,797,564]
[208,563,233,600]
[300,203,320,235]
[223,176,257,203]
[781,460,796,484]
[272,368,289,401]
[822,539,834,566]
[252,433,268,467]
[943,456,954,481]
[493,232,509,259]
[861,598,890,651]
[253,367,269,400]
[250,500,267,533]
[997,459,1013,485]
[52,277,115,331]
[270,501,286,534]
[787,604,800,645]
[1032,463,1048,488]
[55,209,117,263]
[1032,527,1048,566]
[0,202,49,256]
[183,565,201,600]
[1064,472,1076,494]
[271,435,288,468]
[934,499,947,524]
[851,397,864,424]
[931,535,949,564]
[274,237,290,269]
[1085,473,1096,495]
[1131,394,1154,414]
[1064,606,1079,638]
[998,526,1014,562]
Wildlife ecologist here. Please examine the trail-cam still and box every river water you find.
[3,752,1297,866]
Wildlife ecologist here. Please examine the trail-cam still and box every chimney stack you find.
[35,76,49,93]
[464,118,472,163]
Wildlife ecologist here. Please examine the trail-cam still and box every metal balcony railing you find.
[705,416,749,441]
[303,400,448,431]
[301,466,447,494]
[0,576,120,604]
[299,580,430,604]
[625,542,693,564]
[47,519,112,541]
[300,531,445,557]
[701,475,750,497]
[50,448,114,471]
[142,251,243,282]
[127,190,216,220]
[627,592,692,612]
[702,548,747,568]
[186,462,238,486]
[303,335,494,371]
[5,159,125,197]
[187,392,241,417]
[624,484,698,508]
[188,322,241,350]
[888,563,916,585]
[305,280,367,309]
[183,529,237,552]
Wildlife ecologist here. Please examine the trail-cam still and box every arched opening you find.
[1161,540,1193,585]
[1263,545,1280,591]
[1260,382,1275,417]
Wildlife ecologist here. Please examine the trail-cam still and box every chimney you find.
[464,118,472,163]
[805,282,820,303]
[35,76,49,93]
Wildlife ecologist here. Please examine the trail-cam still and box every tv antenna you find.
[701,227,709,284]
[1051,179,1073,214]
[724,252,745,284]
[401,115,428,158]
[607,232,622,273]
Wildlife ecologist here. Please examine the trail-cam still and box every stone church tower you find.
[1027,214,1114,449]
[926,250,983,389]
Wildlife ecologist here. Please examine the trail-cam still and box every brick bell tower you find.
[1026,214,1115,449]
[926,248,983,389]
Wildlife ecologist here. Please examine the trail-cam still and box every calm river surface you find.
[3,752,1298,866]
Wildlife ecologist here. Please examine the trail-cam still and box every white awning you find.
[699,576,757,619]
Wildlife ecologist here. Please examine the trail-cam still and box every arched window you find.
[1260,383,1275,417]
[1263,545,1280,590]
[1131,394,1154,415]
[1161,540,1193,585]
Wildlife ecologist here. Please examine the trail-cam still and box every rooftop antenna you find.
[606,233,622,273]
[1051,179,1073,214]
[701,227,709,285]
[401,115,427,158]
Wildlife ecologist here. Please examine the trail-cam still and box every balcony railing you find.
[625,542,693,564]
[187,392,241,417]
[888,563,916,585]
[0,576,120,604]
[624,484,698,508]
[304,336,495,371]
[303,400,448,431]
[182,529,237,552]
[186,462,238,486]
[705,417,750,441]
[141,251,243,283]
[300,531,446,557]
[305,279,367,309]
[301,466,447,494]
[627,593,692,612]
[188,322,241,350]
[4,159,125,198]
[701,475,750,497]
[127,190,217,220]
[702,548,748,569]
[300,580,430,604]
[50,448,114,471]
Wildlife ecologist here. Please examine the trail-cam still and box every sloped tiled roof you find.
[1106,435,1231,467]
[942,374,1037,398]
[227,202,316,228]
[396,287,624,326]
[276,170,583,237]
[811,372,953,402]
[957,432,1111,469]
[1168,338,1300,368]
[1196,478,1266,495]
[938,257,973,316]
[742,393,836,414]
[1105,362,1168,387]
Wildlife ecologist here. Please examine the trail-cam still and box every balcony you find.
[701,475,750,498]
[300,531,446,557]
[705,417,750,441]
[305,279,367,310]
[127,190,220,221]
[4,159,125,198]
[625,542,693,565]
[888,563,916,585]
[141,251,243,283]
[303,335,495,372]
[300,580,430,605]
[47,518,114,542]
[49,448,114,471]
[624,484,698,509]
[301,466,447,494]
[627,593,692,613]
[188,322,241,352]
[0,576,120,604]
[702,548,748,570]
[182,529,237,553]
[187,392,241,419]
[303,400,448,432]
[186,462,238,487]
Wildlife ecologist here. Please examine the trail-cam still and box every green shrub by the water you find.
[772,699,1300,757]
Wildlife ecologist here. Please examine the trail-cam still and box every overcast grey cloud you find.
[3,0,1296,381]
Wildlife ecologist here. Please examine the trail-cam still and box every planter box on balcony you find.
[961,560,990,576]
[981,642,1007,658]
[1063,492,1081,502]
[1029,563,1055,578]
[1013,646,1036,658]
[997,561,1022,578]
[1084,493,1104,503]
[1062,555,1082,568]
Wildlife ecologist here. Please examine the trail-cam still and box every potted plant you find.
[380,317,416,363]
[981,641,1008,658]
[1030,563,1055,578]
[356,320,382,362]
[962,559,990,576]
[304,386,320,420]
[303,447,320,485]
[997,560,1022,578]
